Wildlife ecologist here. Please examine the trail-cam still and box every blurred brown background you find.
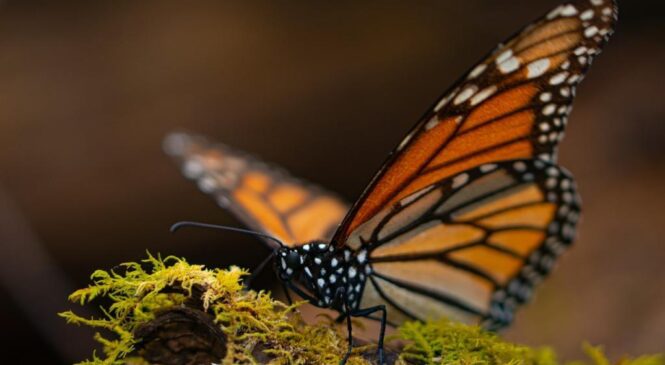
[0,0,663,363]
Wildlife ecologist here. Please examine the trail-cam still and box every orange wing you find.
[164,132,349,248]
[358,159,581,328]
[333,0,617,246]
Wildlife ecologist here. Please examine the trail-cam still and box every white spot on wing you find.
[197,176,218,193]
[542,104,556,116]
[496,49,513,64]
[560,5,579,16]
[434,90,456,112]
[547,5,563,19]
[397,133,413,151]
[424,115,440,130]
[560,87,571,97]
[568,75,582,85]
[549,72,569,85]
[183,160,204,178]
[526,58,551,79]
[498,56,520,74]
[584,26,599,38]
[547,167,560,177]
[580,9,594,20]
[480,163,498,173]
[470,86,497,106]
[468,64,487,79]
[540,92,552,102]
[574,46,588,56]
[454,85,478,105]
[452,173,469,189]
[561,179,571,190]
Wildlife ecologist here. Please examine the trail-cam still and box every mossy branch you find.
[60,253,664,365]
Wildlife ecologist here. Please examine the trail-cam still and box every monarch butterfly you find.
[164,0,617,363]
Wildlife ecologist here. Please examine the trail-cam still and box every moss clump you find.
[396,320,663,365]
[61,254,664,365]
[60,253,370,365]
[396,319,557,365]
[569,344,663,365]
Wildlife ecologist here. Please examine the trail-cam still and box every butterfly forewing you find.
[359,159,581,328]
[333,0,616,245]
[164,132,349,248]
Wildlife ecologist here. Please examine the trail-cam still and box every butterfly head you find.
[276,249,302,280]
[275,242,332,281]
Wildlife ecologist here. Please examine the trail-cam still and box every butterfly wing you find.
[164,132,349,248]
[334,0,617,328]
[359,159,580,328]
[333,0,617,246]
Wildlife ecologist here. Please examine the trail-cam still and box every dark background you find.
[1,0,663,363]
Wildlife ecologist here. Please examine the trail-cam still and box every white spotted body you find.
[276,243,370,312]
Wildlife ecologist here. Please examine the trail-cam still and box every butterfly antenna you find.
[170,221,286,248]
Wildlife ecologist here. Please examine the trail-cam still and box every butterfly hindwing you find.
[164,132,349,248]
[333,0,616,246]
[358,159,581,328]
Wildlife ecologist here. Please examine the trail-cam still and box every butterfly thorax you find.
[275,243,370,312]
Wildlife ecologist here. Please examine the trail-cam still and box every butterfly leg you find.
[351,304,387,365]
[339,290,354,365]
[280,281,294,305]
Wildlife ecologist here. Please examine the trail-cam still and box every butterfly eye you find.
[285,251,302,268]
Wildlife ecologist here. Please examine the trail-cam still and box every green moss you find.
[61,254,664,365]
[569,344,664,365]
[396,319,558,365]
[396,321,663,365]
[60,253,370,365]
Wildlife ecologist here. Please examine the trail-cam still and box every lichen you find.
[61,254,664,365]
